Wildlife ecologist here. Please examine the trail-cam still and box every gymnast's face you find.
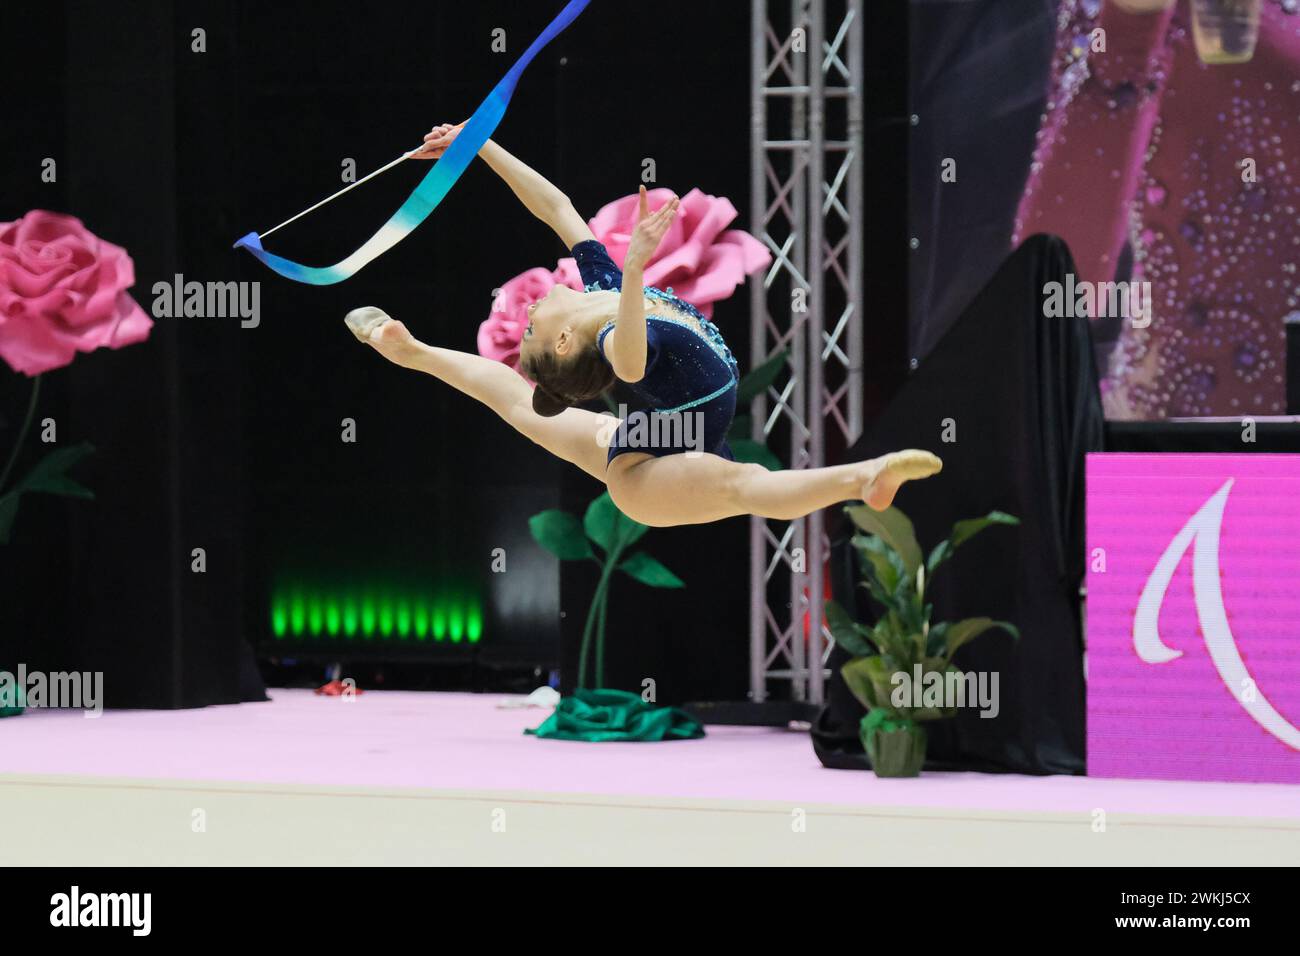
[520,285,583,363]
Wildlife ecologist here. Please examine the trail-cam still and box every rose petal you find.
[0,209,152,374]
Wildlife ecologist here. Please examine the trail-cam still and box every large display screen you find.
[1087,452,1300,783]
[910,1,1299,421]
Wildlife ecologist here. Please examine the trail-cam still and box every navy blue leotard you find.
[572,240,739,465]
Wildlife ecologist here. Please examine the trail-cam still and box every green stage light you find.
[270,583,482,645]
[290,593,306,637]
[361,595,377,638]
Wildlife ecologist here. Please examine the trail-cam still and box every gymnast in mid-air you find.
[344,123,941,527]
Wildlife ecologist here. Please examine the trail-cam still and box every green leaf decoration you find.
[914,602,934,654]
[863,655,907,710]
[26,474,94,499]
[857,566,907,620]
[0,442,98,545]
[857,578,900,619]
[825,599,876,658]
[729,438,782,472]
[869,617,913,662]
[907,660,962,720]
[852,533,903,595]
[618,551,684,589]
[925,538,952,575]
[583,493,621,551]
[18,442,95,495]
[926,512,1018,577]
[529,510,595,561]
[583,491,647,553]
[941,617,1020,662]
[840,657,884,711]
[910,703,959,722]
[736,349,790,406]
[844,504,923,578]
[884,558,924,640]
[0,493,20,546]
[949,510,1020,550]
[925,621,950,657]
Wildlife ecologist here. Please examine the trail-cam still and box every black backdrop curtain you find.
[813,234,1102,775]
[0,1,262,708]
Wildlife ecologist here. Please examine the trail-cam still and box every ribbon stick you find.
[233,0,591,285]
[257,151,419,241]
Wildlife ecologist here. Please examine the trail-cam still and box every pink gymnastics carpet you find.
[2,689,1296,818]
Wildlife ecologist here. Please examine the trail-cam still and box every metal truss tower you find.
[749,0,865,704]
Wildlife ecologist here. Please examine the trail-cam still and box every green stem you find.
[577,566,601,690]
[595,539,627,689]
[0,374,41,496]
[595,569,610,688]
[577,560,614,690]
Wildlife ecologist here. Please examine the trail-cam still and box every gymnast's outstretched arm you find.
[601,187,679,383]
[413,123,594,248]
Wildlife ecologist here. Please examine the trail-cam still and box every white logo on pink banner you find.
[1087,453,1300,784]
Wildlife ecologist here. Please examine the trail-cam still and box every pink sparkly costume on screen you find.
[1015,0,1300,419]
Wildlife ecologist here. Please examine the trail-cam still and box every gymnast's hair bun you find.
[531,386,570,418]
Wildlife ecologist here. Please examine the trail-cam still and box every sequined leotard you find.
[572,240,739,464]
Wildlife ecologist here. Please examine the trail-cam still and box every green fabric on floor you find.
[527,688,705,742]
[0,675,25,718]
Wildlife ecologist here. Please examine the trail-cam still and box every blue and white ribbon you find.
[234,0,591,285]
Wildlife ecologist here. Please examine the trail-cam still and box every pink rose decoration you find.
[581,188,770,316]
[478,189,769,364]
[551,257,582,292]
[0,210,153,376]
[477,267,562,368]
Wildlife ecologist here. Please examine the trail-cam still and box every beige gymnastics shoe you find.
[859,450,943,511]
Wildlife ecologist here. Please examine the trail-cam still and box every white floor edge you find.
[2,773,1297,865]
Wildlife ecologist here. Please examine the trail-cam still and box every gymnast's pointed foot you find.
[345,306,393,342]
[858,450,943,511]
[346,306,418,366]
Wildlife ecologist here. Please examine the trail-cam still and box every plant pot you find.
[860,716,927,777]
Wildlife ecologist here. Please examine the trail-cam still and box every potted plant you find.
[825,503,1021,777]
